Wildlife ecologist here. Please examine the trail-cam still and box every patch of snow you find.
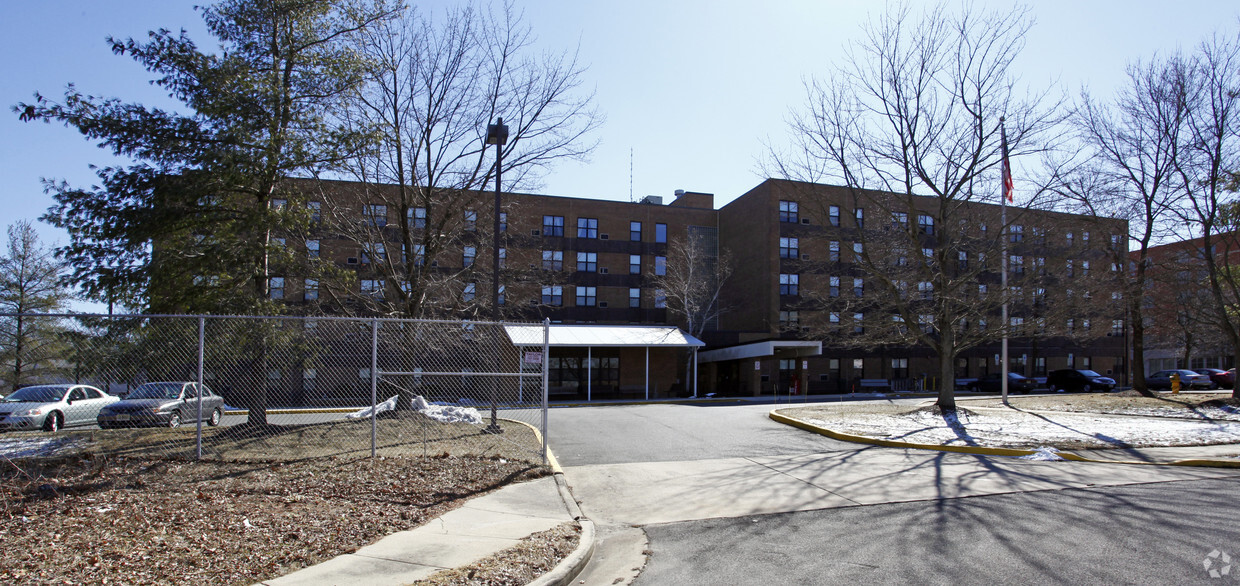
[802,408,1240,449]
[346,395,398,419]
[413,395,483,424]
[1019,447,1065,461]
[0,436,84,458]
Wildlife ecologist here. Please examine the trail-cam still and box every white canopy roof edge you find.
[504,324,704,348]
[698,340,822,363]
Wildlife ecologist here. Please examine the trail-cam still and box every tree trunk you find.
[936,349,956,411]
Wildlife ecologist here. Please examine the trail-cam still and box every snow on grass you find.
[799,407,1240,449]
[0,436,85,458]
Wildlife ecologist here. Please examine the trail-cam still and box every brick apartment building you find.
[278,177,1129,399]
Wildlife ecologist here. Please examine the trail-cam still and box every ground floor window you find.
[548,355,620,396]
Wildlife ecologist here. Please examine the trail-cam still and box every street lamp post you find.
[484,117,508,434]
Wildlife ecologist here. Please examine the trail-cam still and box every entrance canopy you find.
[698,340,821,363]
[503,324,704,348]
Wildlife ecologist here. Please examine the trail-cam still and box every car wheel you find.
[42,412,62,432]
[1049,383,1059,392]
[1083,384,1093,393]
[167,412,182,429]
[208,408,222,427]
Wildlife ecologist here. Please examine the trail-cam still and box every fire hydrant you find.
[1170,371,1181,394]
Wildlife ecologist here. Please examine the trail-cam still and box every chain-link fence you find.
[0,313,549,463]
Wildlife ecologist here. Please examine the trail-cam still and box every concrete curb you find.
[768,409,1240,468]
[506,418,596,586]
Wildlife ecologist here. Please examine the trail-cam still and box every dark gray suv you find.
[1046,369,1116,393]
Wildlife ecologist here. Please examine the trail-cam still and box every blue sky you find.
[3,0,1239,250]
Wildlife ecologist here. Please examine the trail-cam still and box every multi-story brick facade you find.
[291,177,1129,398]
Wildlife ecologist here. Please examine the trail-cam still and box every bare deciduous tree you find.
[765,3,1071,410]
[332,1,601,318]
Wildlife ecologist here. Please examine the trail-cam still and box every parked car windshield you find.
[1078,370,1104,378]
[1,386,68,403]
[127,383,184,400]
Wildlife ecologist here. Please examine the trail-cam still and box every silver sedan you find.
[0,384,120,432]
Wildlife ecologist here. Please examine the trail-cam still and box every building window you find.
[1083,231,1090,243]
[630,221,642,241]
[1111,234,1121,245]
[410,244,426,266]
[365,204,387,227]
[923,247,934,261]
[829,312,840,326]
[463,246,476,267]
[542,285,563,306]
[543,215,565,237]
[829,276,840,297]
[500,212,507,232]
[1066,259,1074,278]
[542,250,563,271]
[780,273,799,296]
[1111,319,1125,337]
[463,282,476,302]
[779,200,799,223]
[1034,356,1046,376]
[891,211,908,229]
[855,208,864,228]
[270,198,287,210]
[269,277,284,299]
[1010,224,1023,242]
[308,201,321,223]
[307,239,319,258]
[918,281,933,300]
[464,209,477,231]
[1082,260,1090,277]
[655,255,667,276]
[410,207,427,228]
[630,254,641,275]
[853,242,863,261]
[918,215,934,235]
[853,312,865,334]
[1034,257,1046,275]
[499,248,507,268]
[654,289,667,309]
[829,206,840,227]
[655,223,668,243]
[577,252,598,272]
[1010,255,1023,275]
[829,241,840,262]
[629,288,641,308]
[854,278,864,297]
[304,278,318,301]
[498,284,506,305]
[780,311,799,327]
[576,286,596,306]
[958,251,967,270]
[361,279,385,299]
[780,237,799,259]
[577,217,598,238]
[1066,232,1074,245]
[361,242,385,264]
[892,358,909,379]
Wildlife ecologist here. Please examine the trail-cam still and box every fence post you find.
[197,316,205,461]
[371,318,378,458]
[542,318,550,465]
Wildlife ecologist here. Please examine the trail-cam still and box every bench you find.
[857,379,889,391]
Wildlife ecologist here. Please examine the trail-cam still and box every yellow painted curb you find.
[769,410,1240,468]
[501,418,563,474]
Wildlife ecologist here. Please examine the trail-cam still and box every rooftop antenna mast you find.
[630,148,635,203]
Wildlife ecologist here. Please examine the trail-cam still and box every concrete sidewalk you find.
[259,473,591,586]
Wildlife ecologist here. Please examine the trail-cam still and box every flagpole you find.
[1000,117,1011,406]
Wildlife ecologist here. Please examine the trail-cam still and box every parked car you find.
[1145,369,1213,390]
[966,373,1038,394]
[1194,368,1234,389]
[97,382,225,429]
[1046,369,1116,393]
[0,384,119,432]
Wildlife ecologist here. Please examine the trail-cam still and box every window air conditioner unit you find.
[801,218,810,225]
[530,299,538,305]
[430,260,438,267]
[601,234,609,240]
[599,301,609,308]
[600,267,609,274]
[801,254,810,260]
[346,257,358,265]
[532,229,541,236]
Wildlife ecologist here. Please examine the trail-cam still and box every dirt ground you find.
[0,414,578,586]
[961,390,1240,416]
